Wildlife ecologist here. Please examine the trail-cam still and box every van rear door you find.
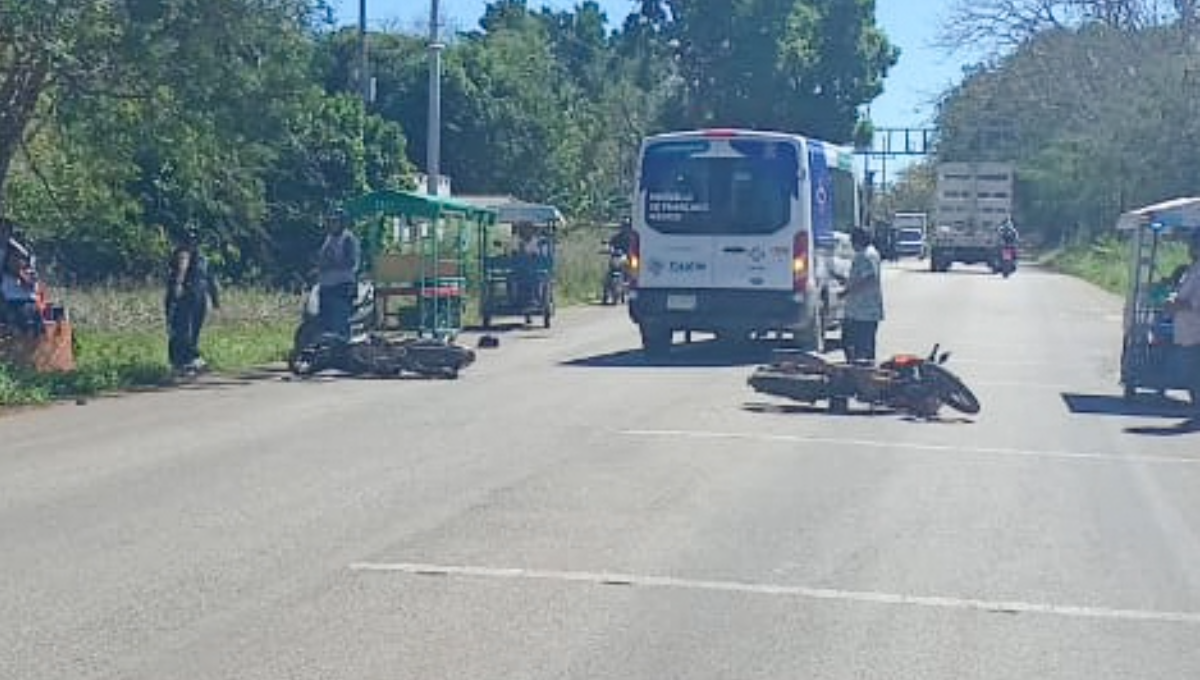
[639,137,799,291]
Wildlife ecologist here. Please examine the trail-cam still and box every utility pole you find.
[358,0,370,104]
[427,0,444,196]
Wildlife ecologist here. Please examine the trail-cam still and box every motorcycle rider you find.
[603,218,633,302]
[317,208,361,340]
[608,217,633,256]
[998,217,1019,245]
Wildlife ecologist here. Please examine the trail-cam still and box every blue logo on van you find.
[669,261,708,274]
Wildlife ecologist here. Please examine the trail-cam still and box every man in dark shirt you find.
[165,228,220,372]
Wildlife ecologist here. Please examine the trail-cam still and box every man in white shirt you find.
[1167,229,1200,421]
[317,209,361,340]
[840,227,885,363]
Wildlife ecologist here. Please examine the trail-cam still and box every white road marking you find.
[347,561,1200,625]
[620,429,1200,466]
[966,379,1103,390]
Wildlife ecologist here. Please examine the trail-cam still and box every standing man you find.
[839,227,885,364]
[317,208,361,340]
[164,228,220,373]
[1166,229,1200,425]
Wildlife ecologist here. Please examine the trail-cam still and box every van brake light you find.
[628,230,641,288]
[793,233,809,293]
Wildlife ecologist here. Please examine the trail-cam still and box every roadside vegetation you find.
[1,287,296,406]
[1045,236,1190,296]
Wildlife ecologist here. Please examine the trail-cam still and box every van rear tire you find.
[640,324,672,357]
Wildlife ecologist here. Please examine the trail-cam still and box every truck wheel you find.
[829,396,850,414]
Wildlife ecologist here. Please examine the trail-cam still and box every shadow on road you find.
[742,401,892,418]
[563,338,779,369]
[463,321,527,333]
[743,400,976,424]
[911,267,1000,276]
[1061,392,1193,419]
[1123,420,1200,437]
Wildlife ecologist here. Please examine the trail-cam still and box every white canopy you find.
[455,195,564,226]
[1116,196,1200,232]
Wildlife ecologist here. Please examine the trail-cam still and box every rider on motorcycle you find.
[998,217,1019,247]
[602,218,633,303]
[608,217,633,256]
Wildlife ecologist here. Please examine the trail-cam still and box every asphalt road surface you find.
[3,261,1199,679]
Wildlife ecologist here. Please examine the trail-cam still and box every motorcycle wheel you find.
[289,348,322,376]
[293,319,322,357]
[923,363,981,414]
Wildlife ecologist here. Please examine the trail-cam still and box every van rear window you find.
[640,139,797,235]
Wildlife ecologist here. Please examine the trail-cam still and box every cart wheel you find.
[829,396,850,414]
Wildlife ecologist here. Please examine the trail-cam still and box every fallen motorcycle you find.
[292,280,379,355]
[747,344,981,418]
[289,331,476,379]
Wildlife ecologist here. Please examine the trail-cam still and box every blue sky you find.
[333,0,967,130]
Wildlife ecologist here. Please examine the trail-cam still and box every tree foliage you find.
[2,0,898,283]
[933,9,1200,244]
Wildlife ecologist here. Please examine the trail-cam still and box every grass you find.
[1046,234,1189,295]
[554,226,610,305]
[1,286,297,407]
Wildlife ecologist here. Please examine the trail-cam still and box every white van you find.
[627,128,862,355]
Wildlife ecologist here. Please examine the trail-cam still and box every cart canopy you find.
[456,195,564,226]
[343,190,497,225]
[1116,196,1200,233]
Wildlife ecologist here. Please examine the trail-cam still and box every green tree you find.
[638,0,897,142]
[0,0,128,211]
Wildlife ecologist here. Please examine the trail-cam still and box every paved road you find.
[2,262,1199,679]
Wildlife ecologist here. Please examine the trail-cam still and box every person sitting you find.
[2,247,44,336]
[512,223,544,307]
